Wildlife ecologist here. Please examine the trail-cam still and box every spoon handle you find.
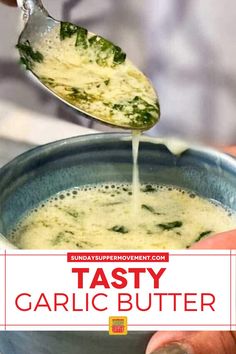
[17,0,48,23]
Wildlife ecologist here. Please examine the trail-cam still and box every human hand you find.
[221,146,236,156]
[0,0,17,6]
[147,228,236,353]
[146,146,236,354]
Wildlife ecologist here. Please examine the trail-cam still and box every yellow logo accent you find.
[109,316,128,335]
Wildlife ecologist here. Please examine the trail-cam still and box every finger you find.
[220,146,236,157]
[190,229,236,250]
[0,0,17,6]
[146,331,236,354]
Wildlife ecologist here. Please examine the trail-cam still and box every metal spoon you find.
[16,0,160,130]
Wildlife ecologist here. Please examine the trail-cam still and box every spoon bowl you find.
[16,0,160,130]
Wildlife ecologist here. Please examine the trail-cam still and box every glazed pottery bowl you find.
[0,132,235,354]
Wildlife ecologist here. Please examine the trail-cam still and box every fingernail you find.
[150,343,189,354]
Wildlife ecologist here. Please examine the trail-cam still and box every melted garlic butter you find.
[9,184,236,250]
[17,23,159,129]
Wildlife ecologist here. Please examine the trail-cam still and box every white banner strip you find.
[0,250,234,332]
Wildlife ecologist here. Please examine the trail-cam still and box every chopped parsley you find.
[64,209,79,219]
[193,230,212,243]
[142,204,160,215]
[113,46,126,64]
[75,241,95,249]
[40,77,57,88]
[17,41,43,70]
[60,22,126,67]
[67,87,90,102]
[112,96,160,128]
[142,185,156,193]
[88,35,126,66]
[60,22,78,40]
[51,231,70,246]
[104,79,110,86]
[186,230,212,248]
[158,221,183,231]
[109,225,129,234]
[75,26,89,49]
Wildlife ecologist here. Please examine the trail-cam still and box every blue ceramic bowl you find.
[0,133,236,237]
[0,132,235,354]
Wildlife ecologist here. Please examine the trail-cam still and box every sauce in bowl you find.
[9,183,236,250]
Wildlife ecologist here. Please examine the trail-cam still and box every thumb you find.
[146,331,236,354]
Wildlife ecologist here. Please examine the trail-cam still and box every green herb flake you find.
[88,35,98,45]
[75,242,84,249]
[19,57,31,70]
[40,77,57,88]
[40,220,50,228]
[64,209,79,219]
[158,221,183,231]
[194,230,212,243]
[142,204,160,215]
[75,26,88,49]
[88,35,126,66]
[93,37,114,66]
[17,41,44,70]
[186,230,212,249]
[104,79,110,86]
[112,96,159,129]
[64,230,75,235]
[142,185,156,193]
[51,232,69,246]
[109,225,129,234]
[103,201,122,207]
[60,22,78,40]
[75,240,96,249]
[113,45,126,64]
[67,87,90,102]
[89,36,113,52]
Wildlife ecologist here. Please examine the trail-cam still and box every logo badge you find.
[109,316,128,335]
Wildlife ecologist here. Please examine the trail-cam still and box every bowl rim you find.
[0,132,235,250]
[0,132,235,178]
